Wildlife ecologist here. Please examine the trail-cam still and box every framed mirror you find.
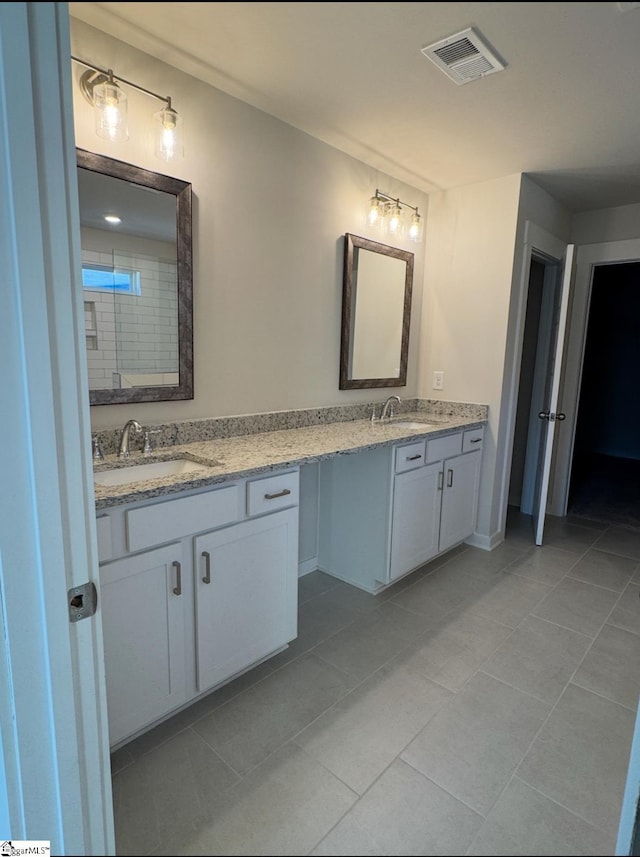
[339,233,414,390]
[76,148,193,405]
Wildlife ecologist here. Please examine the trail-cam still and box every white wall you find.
[70,19,428,430]
[418,174,522,542]
[572,201,640,245]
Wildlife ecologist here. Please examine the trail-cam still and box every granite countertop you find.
[93,410,486,510]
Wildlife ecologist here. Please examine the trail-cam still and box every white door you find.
[0,3,114,853]
[532,244,575,544]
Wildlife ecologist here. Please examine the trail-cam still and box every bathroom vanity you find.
[96,468,299,746]
[318,425,483,592]
[93,406,486,747]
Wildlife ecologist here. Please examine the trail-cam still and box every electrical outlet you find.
[433,370,444,390]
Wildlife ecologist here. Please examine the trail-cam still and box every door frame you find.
[548,238,640,516]
[519,253,562,514]
[496,220,568,541]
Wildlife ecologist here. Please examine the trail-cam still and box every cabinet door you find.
[389,462,443,581]
[439,451,481,553]
[193,507,298,694]
[99,543,187,746]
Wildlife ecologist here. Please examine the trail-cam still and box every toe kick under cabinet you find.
[318,427,483,593]
[95,468,299,748]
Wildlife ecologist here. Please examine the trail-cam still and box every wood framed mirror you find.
[339,233,414,390]
[77,148,193,405]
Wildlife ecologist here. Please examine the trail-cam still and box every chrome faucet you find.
[118,419,143,458]
[380,395,401,421]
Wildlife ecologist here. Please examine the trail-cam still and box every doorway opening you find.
[566,261,640,529]
[507,251,564,539]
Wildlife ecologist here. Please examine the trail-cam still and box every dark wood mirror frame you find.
[77,148,193,406]
[339,233,414,390]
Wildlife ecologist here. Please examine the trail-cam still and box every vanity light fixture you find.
[367,190,424,243]
[72,56,184,162]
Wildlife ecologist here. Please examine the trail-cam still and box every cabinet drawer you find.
[463,427,484,452]
[126,484,241,552]
[394,441,427,473]
[247,470,299,517]
[426,432,462,463]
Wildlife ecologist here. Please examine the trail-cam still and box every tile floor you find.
[110,510,640,855]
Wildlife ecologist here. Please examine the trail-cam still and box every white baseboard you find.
[465,530,504,551]
[298,557,319,577]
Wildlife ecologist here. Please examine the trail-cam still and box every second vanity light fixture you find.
[367,189,424,243]
[72,56,184,163]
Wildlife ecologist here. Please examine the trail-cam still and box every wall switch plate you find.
[433,370,444,390]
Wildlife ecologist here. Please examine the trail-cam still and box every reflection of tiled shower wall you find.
[83,249,178,390]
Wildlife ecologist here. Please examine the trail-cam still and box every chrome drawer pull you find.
[406,454,422,461]
[469,438,482,444]
[447,469,453,488]
[264,488,291,500]
[202,550,211,584]
[172,560,182,596]
[438,471,444,490]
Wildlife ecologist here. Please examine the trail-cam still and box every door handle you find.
[538,411,566,422]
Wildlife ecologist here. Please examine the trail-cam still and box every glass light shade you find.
[367,195,383,226]
[93,79,128,142]
[408,211,424,243]
[154,104,183,162]
[386,202,403,236]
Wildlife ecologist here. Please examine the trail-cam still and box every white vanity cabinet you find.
[99,542,189,746]
[318,427,484,593]
[388,460,443,581]
[193,506,298,693]
[96,468,299,747]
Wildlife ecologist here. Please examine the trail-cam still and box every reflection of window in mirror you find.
[340,233,414,390]
[76,148,193,405]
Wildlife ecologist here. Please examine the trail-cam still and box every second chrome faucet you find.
[378,395,402,422]
[118,419,143,458]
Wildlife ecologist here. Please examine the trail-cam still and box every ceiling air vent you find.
[421,27,506,85]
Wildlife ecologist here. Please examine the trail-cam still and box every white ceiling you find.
[69,1,640,213]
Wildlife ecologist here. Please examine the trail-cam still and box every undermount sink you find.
[390,420,437,430]
[94,458,218,487]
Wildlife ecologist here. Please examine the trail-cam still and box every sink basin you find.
[94,458,217,487]
[391,420,436,430]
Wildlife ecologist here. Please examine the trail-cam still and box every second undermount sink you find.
[390,420,437,430]
[94,458,219,487]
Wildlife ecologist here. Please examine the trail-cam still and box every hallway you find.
[569,452,640,530]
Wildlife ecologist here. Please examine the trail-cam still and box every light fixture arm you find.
[72,56,171,108]
[372,189,420,216]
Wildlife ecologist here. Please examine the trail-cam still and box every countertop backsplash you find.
[91,399,489,457]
